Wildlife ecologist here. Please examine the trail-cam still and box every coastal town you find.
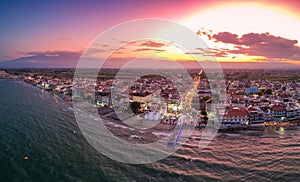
[3,69,300,131]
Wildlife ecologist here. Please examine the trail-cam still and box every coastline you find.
[23,79,73,106]
[3,70,300,135]
[1,77,299,181]
[20,79,300,139]
[20,77,179,141]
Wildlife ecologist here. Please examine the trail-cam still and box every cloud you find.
[1,49,299,70]
[120,40,130,44]
[237,34,300,60]
[185,52,204,55]
[214,50,229,57]
[200,31,300,61]
[213,32,240,45]
[186,48,228,57]
[140,41,166,48]
[1,56,7,59]
[84,48,107,57]
[197,29,213,40]
[113,51,123,54]
[25,51,63,57]
[134,48,165,52]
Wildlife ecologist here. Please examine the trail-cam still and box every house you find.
[285,103,300,121]
[260,106,274,122]
[271,104,286,121]
[221,107,249,129]
[144,111,160,121]
[246,86,258,94]
[247,106,265,127]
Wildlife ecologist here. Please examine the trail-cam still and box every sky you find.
[1,0,300,69]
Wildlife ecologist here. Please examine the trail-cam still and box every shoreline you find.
[3,72,300,135]
[20,79,181,141]
[23,79,74,106]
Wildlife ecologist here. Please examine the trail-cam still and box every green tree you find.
[130,102,141,114]
[259,89,265,96]
[202,96,211,102]
[201,110,207,116]
[264,88,272,95]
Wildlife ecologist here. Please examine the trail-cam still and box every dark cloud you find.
[84,48,107,56]
[201,31,300,61]
[240,33,298,47]
[120,40,130,44]
[197,29,213,40]
[214,50,229,57]
[134,48,165,52]
[235,33,300,60]
[140,41,166,48]
[213,32,240,45]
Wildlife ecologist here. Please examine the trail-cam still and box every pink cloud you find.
[213,32,240,45]
[202,31,300,61]
[140,41,166,48]
[134,48,165,52]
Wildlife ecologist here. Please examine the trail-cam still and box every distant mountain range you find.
[0,51,299,70]
[0,51,81,68]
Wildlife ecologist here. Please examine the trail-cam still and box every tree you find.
[264,88,272,95]
[258,89,265,96]
[130,102,142,114]
[202,96,211,102]
[201,110,207,116]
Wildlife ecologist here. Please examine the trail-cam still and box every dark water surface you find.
[0,80,299,181]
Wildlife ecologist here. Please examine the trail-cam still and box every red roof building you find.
[224,108,249,117]
[272,105,285,112]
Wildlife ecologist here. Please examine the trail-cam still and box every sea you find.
[0,79,299,181]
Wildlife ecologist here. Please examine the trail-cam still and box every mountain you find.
[0,51,81,68]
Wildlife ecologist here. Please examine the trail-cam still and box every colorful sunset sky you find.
[1,0,300,69]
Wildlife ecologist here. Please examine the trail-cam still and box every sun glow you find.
[182,5,300,41]
[180,4,300,63]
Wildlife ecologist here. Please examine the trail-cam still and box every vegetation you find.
[259,88,273,96]
[264,88,272,95]
[201,96,211,102]
[201,110,207,116]
[129,101,142,114]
